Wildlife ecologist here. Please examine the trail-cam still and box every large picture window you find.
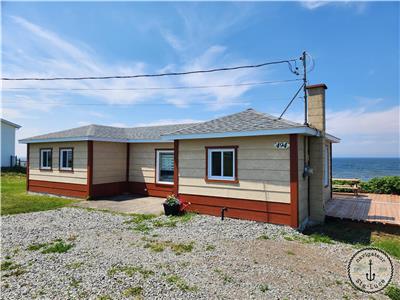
[40,148,52,170]
[59,148,73,171]
[156,150,174,184]
[207,147,237,182]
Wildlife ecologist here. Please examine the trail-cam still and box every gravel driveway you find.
[1,208,399,299]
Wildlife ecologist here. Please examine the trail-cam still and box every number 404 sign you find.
[274,142,290,150]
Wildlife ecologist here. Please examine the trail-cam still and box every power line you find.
[1,58,299,81]
[2,97,291,106]
[277,83,305,120]
[2,78,302,91]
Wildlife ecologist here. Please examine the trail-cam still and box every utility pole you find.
[302,51,308,126]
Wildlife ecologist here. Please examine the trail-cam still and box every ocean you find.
[332,158,400,181]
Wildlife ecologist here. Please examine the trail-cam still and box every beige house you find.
[20,84,339,228]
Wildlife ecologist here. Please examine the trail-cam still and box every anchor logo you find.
[366,259,376,281]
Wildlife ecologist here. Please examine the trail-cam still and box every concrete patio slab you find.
[73,194,165,215]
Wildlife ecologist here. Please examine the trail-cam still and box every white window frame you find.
[40,149,52,170]
[59,148,73,171]
[324,144,329,187]
[207,148,236,181]
[156,150,174,185]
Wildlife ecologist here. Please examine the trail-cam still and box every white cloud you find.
[3,16,264,114]
[300,1,330,10]
[327,106,400,157]
[327,106,399,136]
[300,1,368,13]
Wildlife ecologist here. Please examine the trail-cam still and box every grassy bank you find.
[304,219,400,259]
[1,173,77,215]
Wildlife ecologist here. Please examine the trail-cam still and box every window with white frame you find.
[156,150,174,184]
[60,148,73,171]
[324,144,329,186]
[207,148,236,181]
[40,149,52,170]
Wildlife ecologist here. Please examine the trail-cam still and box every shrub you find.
[360,176,400,195]
[164,194,180,206]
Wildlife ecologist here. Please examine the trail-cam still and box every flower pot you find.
[163,203,181,216]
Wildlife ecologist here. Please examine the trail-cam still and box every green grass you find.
[27,242,50,251]
[303,219,400,259]
[170,242,194,255]
[124,213,157,224]
[259,283,269,292]
[133,223,152,233]
[165,275,198,292]
[309,233,334,244]
[257,234,269,240]
[385,284,400,300]
[152,218,177,228]
[1,174,77,215]
[108,265,154,278]
[143,239,194,255]
[1,260,16,271]
[205,244,216,251]
[123,286,143,297]
[66,262,84,270]
[286,250,295,255]
[372,238,400,259]
[41,241,74,254]
[144,241,166,252]
[1,260,26,277]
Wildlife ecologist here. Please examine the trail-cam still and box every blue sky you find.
[2,1,399,157]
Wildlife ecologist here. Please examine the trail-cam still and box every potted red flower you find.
[163,194,181,216]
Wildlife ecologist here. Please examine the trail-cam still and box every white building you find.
[1,119,21,167]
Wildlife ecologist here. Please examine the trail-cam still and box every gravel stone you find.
[1,208,398,299]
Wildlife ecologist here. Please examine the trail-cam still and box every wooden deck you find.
[325,193,400,226]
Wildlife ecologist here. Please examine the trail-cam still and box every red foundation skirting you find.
[128,182,173,198]
[92,182,127,198]
[179,194,292,226]
[28,180,87,198]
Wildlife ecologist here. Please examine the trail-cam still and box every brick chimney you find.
[306,84,327,132]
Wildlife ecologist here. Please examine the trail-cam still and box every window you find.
[324,144,329,187]
[207,147,237,181]
[40,148,52,170]
[59,148,73,171]
[156,150,174,184]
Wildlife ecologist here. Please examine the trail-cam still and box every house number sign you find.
[274,142,290,150]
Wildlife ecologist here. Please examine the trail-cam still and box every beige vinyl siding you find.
[93,142,127,184]
[178,136,291,203]
[129,143,174,183]
[298,136,309,225]
[29,142,87,184]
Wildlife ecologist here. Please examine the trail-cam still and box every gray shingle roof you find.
[20,123,197,142]
[20,108,310,143]
[164,108,305,136]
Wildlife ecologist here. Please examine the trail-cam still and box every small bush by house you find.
[333,176,400,195]
[360,176,400,195]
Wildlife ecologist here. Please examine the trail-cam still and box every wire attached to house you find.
[2,78,302,91]
[1,58,299,81]
[277,83,305,120]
